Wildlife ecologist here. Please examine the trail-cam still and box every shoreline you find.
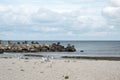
[1,53,120,61]
[62,56,120,61]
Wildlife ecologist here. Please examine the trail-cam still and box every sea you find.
[0,41,120,58]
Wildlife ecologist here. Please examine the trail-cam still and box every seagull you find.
[41,57,49,62]
[51,56,54,59]
[18,55,23,60]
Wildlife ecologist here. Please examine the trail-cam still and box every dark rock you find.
[64,76,69,79]
[80,50,84,52]
[41,47,48,52]
[1,41,76,52]
[29,49,38,52]
[0,40,2,44]
[8,40,12,45]
[17,42,20,44]
[31,41,35,44]
[0,49,4,54]
[20,69,24,71]
[57,42,60,45]
[66,44,76,52]
[24,41,28,44]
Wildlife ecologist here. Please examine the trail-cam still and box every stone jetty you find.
[0,40,76,53]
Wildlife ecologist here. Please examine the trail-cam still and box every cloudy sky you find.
[0,0,120,40]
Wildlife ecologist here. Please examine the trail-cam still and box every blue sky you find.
[0,0,120,40]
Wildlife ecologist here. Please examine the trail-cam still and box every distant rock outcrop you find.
[0,40,76,53]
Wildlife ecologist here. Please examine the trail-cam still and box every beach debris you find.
[8,68,12,70]
[2,57,8,59]
[24,60,29,62]
[64,60,70,63]
[20,69,24,71]
[12,62,15,64]
[25,57,29,59]
[64,75,69,79]
[40,71,44,73]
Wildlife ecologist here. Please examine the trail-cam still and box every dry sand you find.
[0,58,120,80]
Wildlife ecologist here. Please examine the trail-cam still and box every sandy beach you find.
[0,58,120,80]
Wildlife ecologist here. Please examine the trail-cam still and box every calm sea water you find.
[1,41,120,58]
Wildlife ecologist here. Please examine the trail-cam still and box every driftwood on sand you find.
[0,40,76,53]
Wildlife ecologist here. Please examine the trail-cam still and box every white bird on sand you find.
[51,56,54,59]
[49,56,54,67]
[41,57,49,62]
[18,55,23,60]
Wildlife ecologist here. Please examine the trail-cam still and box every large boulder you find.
[0,49,4,53]
[65,44,76,52]
[0,40,2,44]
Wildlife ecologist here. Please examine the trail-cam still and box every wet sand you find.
[0,58,120,80]
[62,56,120,61]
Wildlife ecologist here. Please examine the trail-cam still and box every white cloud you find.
[102,0,120,28]
[83,31,108,37]
[67,31,74,36]
[0,2,118,40]
[111,0,120,6]
[32,8,64,23]
[103,6,120,18]
[31,26,59,32]
[0,5,32,26]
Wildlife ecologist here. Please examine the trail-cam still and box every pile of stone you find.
[0,40,76,53]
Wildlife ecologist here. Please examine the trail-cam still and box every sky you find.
[0,0,120,40]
